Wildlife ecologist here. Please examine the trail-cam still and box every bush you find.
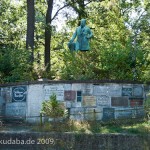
[41,94,67,122]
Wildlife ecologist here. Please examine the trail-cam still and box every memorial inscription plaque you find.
[93,86,109,96]
[70,107,84,120]
[115,109,132,119]
[103,108,115,121]
[82,96,96,107]
[111,97,129,107]
[64,90,76,101]
[1,88,11,102]
[130,99,143,107]
[82,84,93,95]
[84,108,96,120]
[5,102,26,117]
[96,95,111,106]
[44,85,64,101]
[122,87,132,97]
[109,85,122,97]
[12,86,27,102]
[133,86,143,98]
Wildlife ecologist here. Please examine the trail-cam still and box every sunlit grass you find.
[32,119,150,135]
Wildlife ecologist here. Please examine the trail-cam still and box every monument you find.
[68,19,93,51]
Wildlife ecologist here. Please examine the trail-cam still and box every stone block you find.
[102,108,115,121]
[70,107,84,120]
[71,102,82,107]
[63,84,72,90]
[84,107,103,120]
[72,84,82,91]
[5,102,26,117]
[96,95,111,107]
[115,108,132,119]
[93,85,109,96]
[82,84,93,95]
[1,87,11,103]
[109,84,122,97]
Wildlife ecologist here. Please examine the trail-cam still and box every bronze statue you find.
[68,19,93,51]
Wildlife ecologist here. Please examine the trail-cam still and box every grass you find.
[32,118,150,135]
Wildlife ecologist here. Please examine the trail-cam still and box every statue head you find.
[80,19,86,28]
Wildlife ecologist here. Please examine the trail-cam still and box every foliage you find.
[59,0,150,81]
[0,0,37,83]
[144,98,150,121]
[0,0,150,82]
[41,94,67,119]
[0,46,38,83]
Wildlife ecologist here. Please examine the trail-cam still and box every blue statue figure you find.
[68,19,93,51]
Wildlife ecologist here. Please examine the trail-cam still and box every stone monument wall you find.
[0,81,147,123]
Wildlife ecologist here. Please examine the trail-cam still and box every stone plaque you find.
[111,97,129,107]
[133,86,143,97]
[44,85,64,101]
[5,102,26,117]
[64,84,72,90]
[0,101,5,116]
[93,86,109,96]
[72,84,82,91]
[64,90,76,101]
[122,87,132,96]
[12,86,27,102]
[65,101,72,108]
[72,102,82,107]
[136,108,145,117]
[115,108,132,119]
[103,108,115,121]
[70,107,84,120]
[82,96,96,107]
[97,95,111,106]
[84,108,96,120]
[130,99,143,107]
[95,107,103,120]
[82,84,93,95]
[1,87,11,102]
[109,85,122,97]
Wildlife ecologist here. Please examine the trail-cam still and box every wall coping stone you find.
[0,79,144,87]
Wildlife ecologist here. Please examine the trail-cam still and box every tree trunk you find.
[45,0,54,71]
[26,0,35,63]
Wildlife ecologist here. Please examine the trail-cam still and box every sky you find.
[11,0,77,31]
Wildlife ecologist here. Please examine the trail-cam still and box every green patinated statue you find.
[68,19,93,51]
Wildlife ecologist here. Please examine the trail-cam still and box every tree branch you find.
[51,3,70,21]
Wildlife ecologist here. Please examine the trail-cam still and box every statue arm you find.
[70,28,77,43]
[87,28,93,39]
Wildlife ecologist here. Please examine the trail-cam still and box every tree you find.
[0,0,37,83]
[60,0,149,81]
[26,0,35,62]
[65,0,102,21]
[44,0,54,71]
[41,94,67,129]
